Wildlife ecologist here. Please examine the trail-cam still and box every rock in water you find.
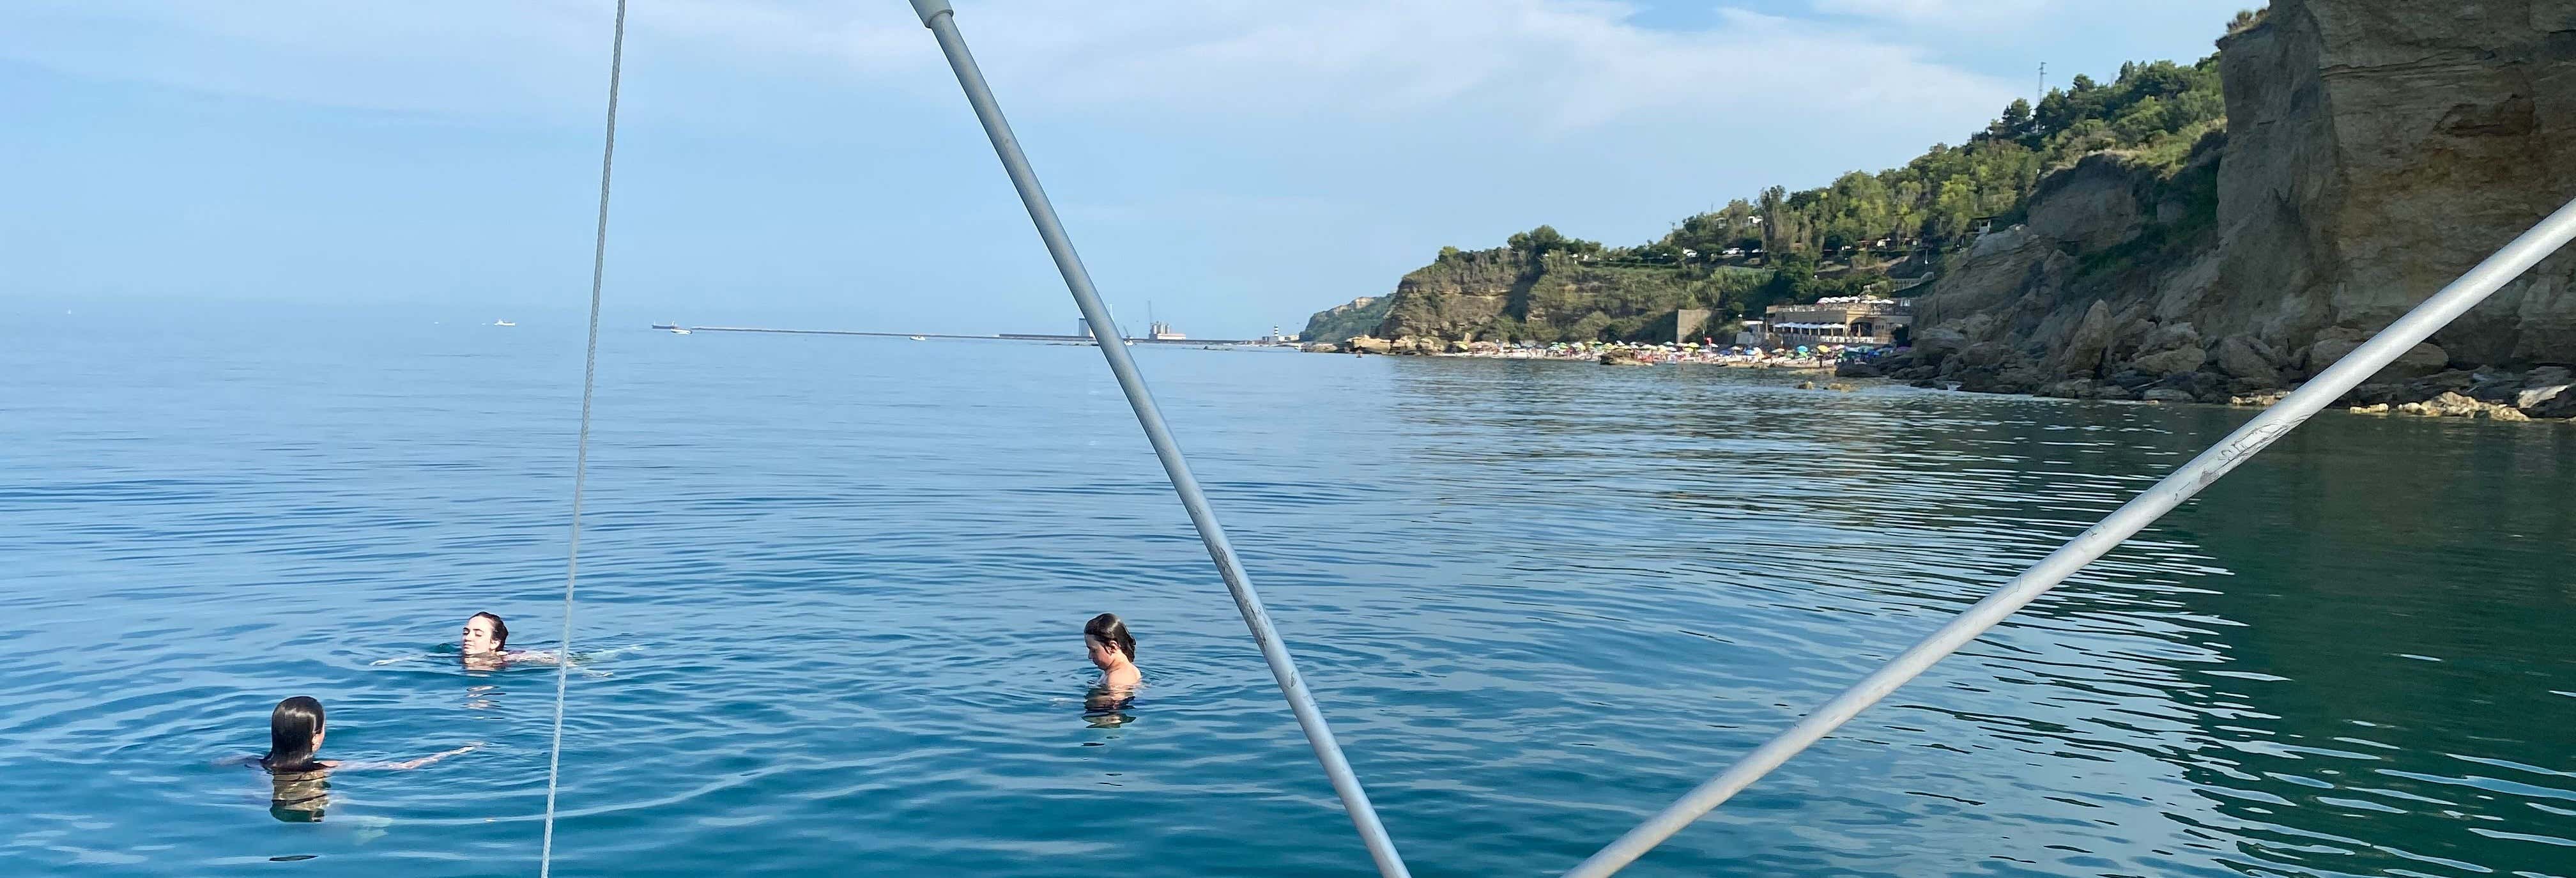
[2530,392,2576,419]
[2041,380,2094,399]
[2142,388,2197,403]
[2396,392,2492,417]
[2425,392,2485,417]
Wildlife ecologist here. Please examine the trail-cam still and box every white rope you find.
[539,1,628,875]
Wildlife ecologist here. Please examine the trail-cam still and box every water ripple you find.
[1,311,2569,877]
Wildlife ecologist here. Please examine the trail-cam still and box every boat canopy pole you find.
[905,3,1413,876]
[1562,192,2576,878]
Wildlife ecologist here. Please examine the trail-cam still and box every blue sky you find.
[3,1,2250,337]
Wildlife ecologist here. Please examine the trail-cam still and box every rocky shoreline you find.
[1845,321,2575,422]
[1310,331,2570,424]
[1307,335,1838,370]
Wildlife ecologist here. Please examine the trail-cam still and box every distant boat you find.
[669,328,692,335]
[910,335,926,341]
[492,320,516,327]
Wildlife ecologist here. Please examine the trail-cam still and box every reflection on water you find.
[267,769,331,823]
[0,307,2567,877]
[1084,686,1138,729]
[1380,358,2575,877]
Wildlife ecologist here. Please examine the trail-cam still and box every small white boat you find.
[492,320,516,327]
[670,328,692,335]
[910,335,926,341]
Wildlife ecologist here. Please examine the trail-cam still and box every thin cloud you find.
[1809,0,2053,29]
[0,0,2015,135]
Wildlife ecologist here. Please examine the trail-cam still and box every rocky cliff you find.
[1300,295,1392,344]
[1374,249,1524,339]
[1360,248,1724,344]
[1877,0,2576,412]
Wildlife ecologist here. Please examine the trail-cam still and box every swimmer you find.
[254,697,479,774]
[1084,613,1142,691]
[245,697,477,820]
[461,612,559,670]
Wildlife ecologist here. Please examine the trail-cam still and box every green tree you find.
[1756,186,1788,256]
[1371,37,2238,344]
[1506,225,1565,254]
[1564,311,1615,342]
[1981,98,2035,144]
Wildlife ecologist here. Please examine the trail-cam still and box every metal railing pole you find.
[1563,194,2576,878]
[903,3,1412,875]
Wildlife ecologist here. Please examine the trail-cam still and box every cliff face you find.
[1375,249,1522,339]
[1366,249,1715,343]
[2216,0,2576,364]
[1883,0,2576,402]
[1300,295,1392,344]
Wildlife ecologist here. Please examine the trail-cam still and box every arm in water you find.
[338,743,481,771]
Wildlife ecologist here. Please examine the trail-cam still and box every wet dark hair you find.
[264,696,326,772]
[470,612,509,649]
[1084,613,1136,661]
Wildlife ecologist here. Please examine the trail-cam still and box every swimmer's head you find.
[463,612,509,656]
[266,696,326,770]
[1084,613,1136,670]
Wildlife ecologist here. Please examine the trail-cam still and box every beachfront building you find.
[1759,297,1913,346]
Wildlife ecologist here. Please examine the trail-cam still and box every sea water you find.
[3,302,2570,877]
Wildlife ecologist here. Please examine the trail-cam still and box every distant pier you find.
[650,324,1284,346]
